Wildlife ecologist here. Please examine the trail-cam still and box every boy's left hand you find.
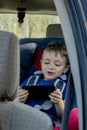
[49,89,62,104]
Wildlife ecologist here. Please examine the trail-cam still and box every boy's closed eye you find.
[44,61,50,64]
[55,63,61,66]
[55,61,61,66]
[41,59,50,64]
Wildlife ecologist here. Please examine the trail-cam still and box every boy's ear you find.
[64,65,70,73]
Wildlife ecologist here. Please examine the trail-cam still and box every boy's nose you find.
[49,63,54,69]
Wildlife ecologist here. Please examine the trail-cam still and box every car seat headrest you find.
[0,31,19,100]
[34,49,44,70]
[46,24,63,38]
[20,42,37,83]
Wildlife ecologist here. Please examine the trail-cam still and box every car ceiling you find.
[0,0,57,15]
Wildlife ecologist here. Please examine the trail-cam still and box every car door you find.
[54,0,87,130]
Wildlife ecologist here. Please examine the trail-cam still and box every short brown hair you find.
[44,41,69,65]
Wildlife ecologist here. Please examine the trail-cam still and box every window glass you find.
[0,14,60,38]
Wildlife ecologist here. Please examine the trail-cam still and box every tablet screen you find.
[23,85,55,100]
[23,80,65,100]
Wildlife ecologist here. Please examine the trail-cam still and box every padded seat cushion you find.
[0,102,53,130]
[20,42,37,83]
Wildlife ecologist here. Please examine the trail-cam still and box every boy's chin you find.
[44,76,56,81]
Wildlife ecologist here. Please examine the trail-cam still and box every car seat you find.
[20,24,65,84]
[0,31,53,130]
[20,42,37,83]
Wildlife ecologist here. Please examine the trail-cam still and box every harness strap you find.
[34,100,53,110]
[26,75,39,85]
[54,78,66,93]
[26,71,67,110]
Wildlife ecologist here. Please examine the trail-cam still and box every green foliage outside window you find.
[0,14,60,38]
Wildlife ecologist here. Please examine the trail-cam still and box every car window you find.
[0,14,60,38]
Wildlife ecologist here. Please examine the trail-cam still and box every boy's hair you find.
[44,41,69,65]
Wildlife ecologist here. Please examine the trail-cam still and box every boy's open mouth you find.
[47,71,54,75]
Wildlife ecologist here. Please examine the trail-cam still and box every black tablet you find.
[22,79,66,100]
[23,85,55,100]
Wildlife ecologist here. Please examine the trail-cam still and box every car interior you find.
[0,1,66,130]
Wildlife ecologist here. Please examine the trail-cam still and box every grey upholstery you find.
[46,24,63,38]
[0,102,53,130]
[0,31,19,100]
[0,31,53,130]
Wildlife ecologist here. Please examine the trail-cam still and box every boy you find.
[17,41,69,120]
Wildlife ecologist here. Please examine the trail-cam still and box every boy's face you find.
[41,50,69,80]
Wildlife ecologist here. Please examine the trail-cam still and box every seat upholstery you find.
[0,31,53,130]
[20,42,37,83]
[0,31,19,100]
[0,102,53,130]
[46,24,63,38]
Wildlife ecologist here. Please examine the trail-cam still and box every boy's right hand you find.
[17,87,29,103]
